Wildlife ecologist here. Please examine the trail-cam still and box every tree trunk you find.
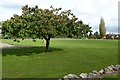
[45,39,50,52]
[42,34,51,52]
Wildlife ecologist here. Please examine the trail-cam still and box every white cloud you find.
[0,0,119,33]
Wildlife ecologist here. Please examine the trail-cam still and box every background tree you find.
[94,31,100,39]
[0,22,2,39]
[99,18,106,39]
[2,5,92,52]
[88,32,93,39]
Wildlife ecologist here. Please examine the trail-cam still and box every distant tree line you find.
[88,31,120,39]
[88,18,120,40]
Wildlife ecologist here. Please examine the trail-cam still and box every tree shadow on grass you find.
[2,46,63,56]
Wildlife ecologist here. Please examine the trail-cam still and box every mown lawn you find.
[2,39,118,78]
[0,54,1,78]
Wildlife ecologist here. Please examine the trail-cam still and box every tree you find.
[0,22,1,32]
[67,20,92,38]
[88,32,92,38]
[2,5,92,52]
[94,31,100,39]
[99,18,106,39]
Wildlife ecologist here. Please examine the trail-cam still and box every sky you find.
[0,0,119,34]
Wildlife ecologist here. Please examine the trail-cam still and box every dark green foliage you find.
[89,32,93,38]
[13,39,17,42]
[33,39,36,42]
[94,31,100,39]
[22,38,24,40]
[17,40,20,43]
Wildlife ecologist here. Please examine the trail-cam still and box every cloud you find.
[0,0,21,9]
[107,25,118,33]
[0,0,119,33]
[0,4,21,9]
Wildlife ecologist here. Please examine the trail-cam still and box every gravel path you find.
[0,43,14,48]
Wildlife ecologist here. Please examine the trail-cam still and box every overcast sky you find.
[0,0,119,33]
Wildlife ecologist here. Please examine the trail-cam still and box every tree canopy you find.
[2,5,92,51]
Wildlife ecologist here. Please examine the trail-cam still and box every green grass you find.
[0,54,2,78]
[0,39,2,78]
[2,39,119,78]
[106,74,119,78]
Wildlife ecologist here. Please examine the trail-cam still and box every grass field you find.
[2,39,118,78]
[0,52,1,78]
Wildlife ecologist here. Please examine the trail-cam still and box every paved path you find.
[0,43,14,48]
